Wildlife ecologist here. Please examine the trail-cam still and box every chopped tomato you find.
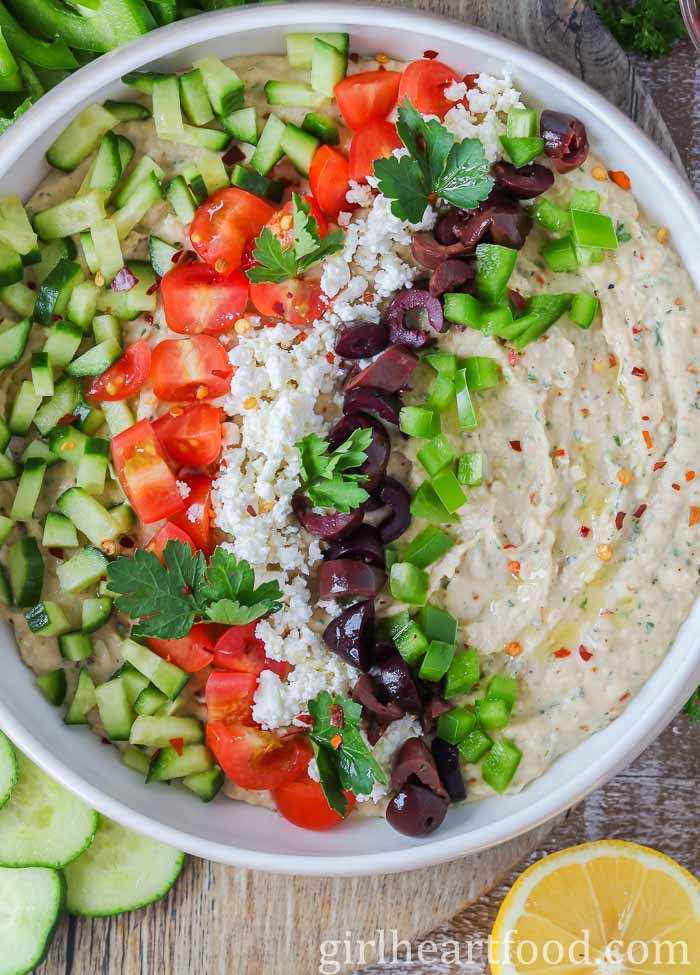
[264,195,328,249]
[206,670,257,725]
[349,120,403,183]
[148,624,214,673]
[206,722,311,791]
[86,339,151,402]
[151,335,233,402]
[154,404,223,468]
[273,774,356,831]
[145,522,196,561]
[397,59,461,118]
[190,187,275,275]
[309,146,352,219]
[160,263,249,335]
[170,473,214,554]
[112,419,184,525]
[250,279,326,326]
[213,624,291,681]
[334,70,402,130]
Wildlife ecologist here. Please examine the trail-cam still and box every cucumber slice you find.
[129,715,204,748]
[0,513,13,545]
[149,235,179,278]
[76,437,109,494]
[118,665,150,707]
[65,338,121,377]
[0,452,17,481]
[0,866,65,975]
[20,441,57,468]
[108,502,135,534]
[31,238,76,284]
[95,677,135,741]
[169,124,229,152]
[79,229,99,274]
[102,400,135,437]
[64,668,96,724]
[117,138,135,178]
[198,152,228,195]
[121,639,190,700]
[56,546,108,593]
[7,536,44,607]
[221,105,257,144]
[112,155,164,209]
[250,114,286,176]
[104,99,151,122]
[31,351,54,398]
[181,164,207,204]
[134,686,168,716]
[302,111,340,145]
[179,68,214,126]
[152,74,184,139]
[286,31,349,69]
[0,318,31,368]
[46,103,117,172]
[0,731,17,809]
[122,70,168,94]
[183,765,223,803]
[147,743,214,782]
[57,488,119,547]
[0,564,10,606]
[64,816,183,917]
[92,313,121,345]
[10,458,46,523]
[42,512,79,549]
[280,124,319,176]
[74,402,105,436]
[121,745,150,776]
[0,418,9,452]
[36,669,67,707]
[230,164,284,203]
[265,80,326,109]
[24,601,71,639]
[81,595,112,633]
[43,319,83,369]
[7,381,41,435]
[96,261,156,320]
[165,175,197,223]
[0,195,38,257]
[113,170,163,240]
[193,55,244,116]
[66,280,99,330]
[0,282,35,318]
[48,424,87,466]
[35,259,84,325]
[58,631,93,662]
[0,242,22,287]
[90,217,123,284]
[34,376,80,436]
[311,37,348,97]
[89,131,123,194]
[0,751,97,867]
[34,189,107,241]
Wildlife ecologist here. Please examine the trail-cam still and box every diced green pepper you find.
[475,243,518,304]
[418,603,457,644]
[458,729,493,763]
[569,292,599,329]
[506,107,537,138]
[389,562,429,606]
[569,189,600,212]
[457,452,483,487]
[482,738,522,793]
[416,434,454,477]
[432,469,468,513]
[402,525,454,568]
[531,197,571,233]
[475,697,510,730]
[454,369,478,430]
[393,619,429,665]
[410,482,458,524]
[425,352,457,378]
[570,209,618,250]
[500,135,544,168]
[437,706,477,744]
[443,292,483,330]
[541,235,578,273]
[480,305,514,336]
[399,406,440,439]
[427,374,455,413]
[418,640,455,682]
[463,356,500,392]
[487,674,518,713]
[376,611,411,642]
[445,648,480,697]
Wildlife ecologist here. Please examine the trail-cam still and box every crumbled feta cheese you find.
[186,503,204,523]
[345,180,374,208]
[445,80,468,102]
[443,70,524,162]
[176,480,191,499]
[355,715,423,802]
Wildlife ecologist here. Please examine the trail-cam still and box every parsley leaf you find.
[200,547,283,625]
[435,138,493,210]
[296,427,372,513]
[246,194,344,285]
[685,686,700,726]
[592,0,686,59]
[373,154,430,224]
[308,692,387,816]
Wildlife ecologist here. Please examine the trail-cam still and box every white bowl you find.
[1,1,699,877]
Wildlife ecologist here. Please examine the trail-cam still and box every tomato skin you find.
[206,722,312,791]
[264,195,328,249]
[153,404,223,469]
[397,59,461,119]
[151,335,233,402]
[145,522,196,561]
[206,670,258,725]
[213,625,291,681]
[334,70,402,130]
[190,188,275,275]
[170,473,214,554]
[249,280,326,326]
[161,263,249,335]
[86,339,151,402]
[148,624,214,673]
[349,120,403,183]
[273,775,356,831]
[309,146,352,219]
[112,419,184,525]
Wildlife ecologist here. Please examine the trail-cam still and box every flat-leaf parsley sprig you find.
[296,427,372,513]
[374,98,494,223]
[107,541,283,639]
[245,193,345,285]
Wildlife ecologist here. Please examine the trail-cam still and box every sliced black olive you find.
[325,525,385,567]
[386,783,449,836]
[540,110,589,173]
[493,161,554,199]
[343,386,400,425]
[431,738,467,802]
[323,599,374,671]
[318,559,386,600]
[374,478,411,543]
[335,322,390,359]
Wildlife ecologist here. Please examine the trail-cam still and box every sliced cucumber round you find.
[0,866,64,975]
[64,817,184,916]
[0,732,17,810]
[0,752,97,868]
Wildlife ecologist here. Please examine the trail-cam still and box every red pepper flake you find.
[423,49,439,59]
[507,560,521,576]
[508,347,518,368]
[27,280,36,290]
[615,511,626,530]
[633,503,647,519]
[609,170,631,191]
[631,326,642,335]
[294,713,313,726]
[553,448,566,458]
[689,506,700,527]
[641,415,650,421]
[642,430,653,449]
[686,470,696,482]
[672,483,681,492]
[631,366,648,380]
[52,314,61,322]
[653,461,666,472]
[579,645,593,662]
[502,543,516,550]
[578,525,591,538]
[581,407,590,417]
[329,703,345,729]
[144,313,154,325]
[509,440,522,452]
[246,504,257,517]
[619,691,631,703]
[48,547,65,560]
[326,352,335,365]
[330,734,343,750]
[609,353,618,368]
[169,737,184,757]
[554,647,571,659]
[146,281,159,296]
[296,331,308,343]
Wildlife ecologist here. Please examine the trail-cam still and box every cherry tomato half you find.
[249,279,327,326]
[190,187,275,275]
[334,70,402,130]
[151,335,233,402]
[273,774,356,831]
[86,339,151,402]
[161,262,249,335]
[206,670,258,725]
[264,195,328,248]
[206,722,312,791]
[112,418,184,525]
[349,120,403,183]
[148,624,214,673]
[153,404,223,469]
[170,473,214,555]
[309,146,352,219]
[145,522,196,561]
[397,59,461,119]
[212,624,291,681]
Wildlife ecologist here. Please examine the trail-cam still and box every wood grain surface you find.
[33,5,700,975]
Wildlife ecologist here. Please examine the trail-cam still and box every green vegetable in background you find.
[685,686,700,725]
[592,0,687,58]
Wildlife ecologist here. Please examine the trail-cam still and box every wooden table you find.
[36,13,700,975]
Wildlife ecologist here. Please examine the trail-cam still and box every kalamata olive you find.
[374,639,397,660]
[328,413,389,493]
[325,525,385,567]
[376,654,421,712]
[374,478,411,543]
[487,203,532,250]
[292,495,364,540]
[323,599,374,671]
[318,559,386,600]
[418,689,452,734]
[509,288,528,313]
[540,110,589,173]
[412,231,470,270]
[454,210,493,250]
[434,208,466,244]
[335,322,390,359]
[343,386,400,426]
[493,161,554,199]
[391,737,447,798]
[352,673,404,724]
[429,259,475,298]
[345,345,420,393]
[386,783,449,836]
[431,738,467,803]
[384,288,444,347]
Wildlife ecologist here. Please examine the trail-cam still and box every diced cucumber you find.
[7,381,41,435]
[147,743,214,782]
[92,313,121,346]
[108,503,135,534]
[46,103,117,172]
[0,195,38,257]
[134,686,168,717]
[193,55,244,116]
[178,68,214,126]
[117,138,134,178]
[65,338,121,377]
[0,450,16,481]
[118,665,150,707]
[168,124,229,152]
[148,235,179,278]
[0,865,65,975]
[0,317,31,368]
[90,217,123,284]
[280,124,319,176]
[311,37,348,97]
[101,400,135,437]
[89,131,123,193]
[121,745,150,776]
[79,229,99,274]
[20,443,56,470]
[56,546,108,593]
[104,99,151,122]
[286,32,349,69]
[302,111,340,145]
[198,151,228,195]
[34,189,107,241]
[66,280,99,330]
[112,155,164,209]
[113,170,163,239]
[76,437,109,494]
[75,403,105,436]
[35,259,84,325]
[0,513,13,546]
[81,595,112,633]
[0,242,22,287]
[25,600,71,637]
[250,114,286,175]
[57,488,119,547]
[183,765,223,802]
[152,74,184,139]
[122,70,168,94]
[64,668,97,724]
[0,281,35,318]
[32,238,77,284]
[121,639,190,700]
[96,261,156,320]
[58,631,92,663]
[264,80,326,109]
[10,457,46,522]
[63,816,184,917]
[129,715,204,748]
[230,164,284,202]
[220,105,257,144]
[43,320,83,369]
[95,677,135,741]
[165,175,197,223]
[0,417,8,452]
[34,376,80,436]
[48,424,87,466]
[36,669,67,707]
[0,563,10,605]
[42,511,79,549]
[181,163,207,204]
[8,536,44,607]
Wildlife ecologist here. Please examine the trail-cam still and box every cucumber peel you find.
[0,731,17,809]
